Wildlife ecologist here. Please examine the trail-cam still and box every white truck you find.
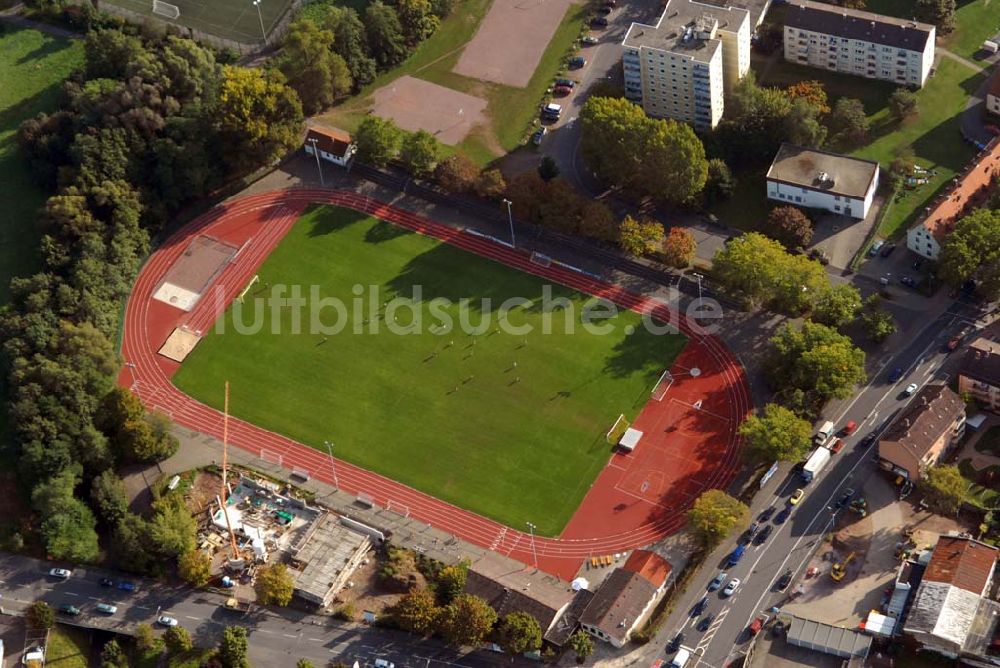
[813,420,835,447]
[801,446,832,483]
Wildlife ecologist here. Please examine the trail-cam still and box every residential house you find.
[303,126,356,167]
[877,384,966,481]
[622,0,750,129]
[765,143,880,218]
[783,1,935,87]
[907,138,1000,260]
[988,68,1000,117]
[579,550,673,647]
[959,337,1000,412]
[904,535,999,661]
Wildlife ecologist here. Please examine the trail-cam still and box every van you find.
[813,420,835,445]
[671,648,691,667]
[726,544,745,567]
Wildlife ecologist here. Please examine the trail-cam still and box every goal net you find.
[152,0,180,19]
[236,274,260,304]
[650,369,673,401]
[605,414,629,443]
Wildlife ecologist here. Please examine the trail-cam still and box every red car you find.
[841,420,857,435]
[828,438,844,454]
[947,334,962,351]
[553,85,573,96]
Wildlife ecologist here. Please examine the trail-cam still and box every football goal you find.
[236,274,260,304]
[152,0,180,20]
[650,369,673,401]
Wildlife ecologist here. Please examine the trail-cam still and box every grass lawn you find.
[47,626,90,668]
[0,27,83,304]
[318,0,588,163]
[867,0,1000,61]
[974,425,1000,457]
[174,206,685,535]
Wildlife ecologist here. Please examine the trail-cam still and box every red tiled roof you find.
[622,550,672,589]
[918,139,1000,241]
[304,126,353,158]
[923,536,997,595]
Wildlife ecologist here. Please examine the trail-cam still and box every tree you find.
[475,168,506,199]
[738,403,813,463]
[662,227,697,268]
[702,158,736,205]
[916,0,955,32]
[354,116,403,167]
[860,296,897,342]
[323,7,377,86]
[939,209,1000,300]
[280,19,353,115]
[393,588,438,635]
[569,630,594,663]
[365,2,408,67]
[578,200,617,241]
[255,562,295,606]
[768,321,867,403]
[764,206,813,249]
[91,469,128,525]
[538,155,560,182]
[84,29,146,80]
[400,130,442,178]
[100,638,128,668]
[785,98,827,148]
[32,469,100,563]
[217,65,303,169]
[686,490,749,547]
[812,284,862,328]
[786,80,830,114]
[296,661,316,668]
[889,88,919,121]
[435,594,497,646]
[710,72,792,167]
[397,0,439,43]
[135,623,157,652]
[436,560,469,605]
[828,98,869,146]
[919,465,966,514]
[28,601,54,630]
[619,215,665,256]
[219,626,250,668]
[434,153,478,193]
[164,625,194,655]
[497,611,542,655]
[178,549,213,587]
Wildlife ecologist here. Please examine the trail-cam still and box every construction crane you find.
[220,381,239,560]
[831,552,856,582]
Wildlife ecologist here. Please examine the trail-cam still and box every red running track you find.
[120,189,752,580]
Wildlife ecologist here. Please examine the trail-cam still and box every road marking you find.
[65,592,79,597]
[283,633,297,638]
[258,629,273,634]
[135,605,149,610]
[308,637,323,642]
[184,616,200,621]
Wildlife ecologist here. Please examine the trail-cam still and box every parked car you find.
[869,240,885,256]
[828,438,844,454]
[582,35,600,44]
[58,604,81,616]
[880,243,897,258]
[555,78,576,88]
[900,276,917,288]
[553,85,573,96]
[49,568,72,579]
[118,581,136,592]
[835,488,855,509]
[697,613,716,631]
[947,334,962,351]
[691,596,708,617]
[888,367,904,383]
[95,603,118,615]
[776,569,793,591]
[774,507,791,524]
[590,16,608,27]
[667,632,684,653]
[789,488,804,505]
[99,577,114,587]
[568,56,587,68]
[374,660,395,668]
[842,420,857,435]
[157,615,179,627]
[708,572,727,591]
[726,545,746,567]
[904,382,919,396]
[531,127,547,145]
[541,102,561,121]
[722,578,741,597]
[758,507,775,522]
[755,524,773,544]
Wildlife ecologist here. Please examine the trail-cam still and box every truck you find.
[813,421,835,446]
[800,446,832,483]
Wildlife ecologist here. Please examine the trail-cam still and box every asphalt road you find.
[0,555,515,668]
[646,299,983,668]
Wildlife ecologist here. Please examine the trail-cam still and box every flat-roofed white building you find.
[784,1,935,88]
[766,143,880,218]
[622,0,750,129]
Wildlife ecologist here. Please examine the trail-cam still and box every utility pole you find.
[221,382,239,560]
[502,198,515,248]
[526,521,538,569]
[252,0,267,45]
[324,440,340,490]
[308,137,325,187]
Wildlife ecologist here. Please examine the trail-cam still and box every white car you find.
[48,568,72,579]
[374,660,395,668]
[157,615,179,627]
[904,383,919,396]
[722,578,741,597]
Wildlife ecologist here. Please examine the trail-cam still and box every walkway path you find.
[940,47,987,73]
[0,4,81,39]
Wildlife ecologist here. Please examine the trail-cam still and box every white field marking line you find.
[65,592,79,597]
[185,616,200,620]
[283,633,297,638]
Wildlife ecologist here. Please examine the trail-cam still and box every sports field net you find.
[152,0,179,19]
[650,369,673,401]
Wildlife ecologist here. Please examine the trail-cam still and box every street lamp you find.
[252,0,267,45]
[502,198,515,248]
[307,137,325,187]
[691,272,704,308]
[323,440,340,491]
[525,521,538,569]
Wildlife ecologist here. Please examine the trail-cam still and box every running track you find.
[120,189,752,580]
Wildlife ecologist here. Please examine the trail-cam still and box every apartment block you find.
[958,338,1000,412]
[784,1,935,88]
[622,0,750,129]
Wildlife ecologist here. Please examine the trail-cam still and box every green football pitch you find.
[103,0,290,44]
[173,206,686,535]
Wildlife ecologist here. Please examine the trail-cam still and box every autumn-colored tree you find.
[255,562,295,606]
[786,80,830,114]
[178,549,213,587]
[392,588,438,635]
[434,153,478,193]
[619,215,665,256]
[435,594,497,646]
[474,169,507,199]
[662,227,697,268]
[764,206,813,249]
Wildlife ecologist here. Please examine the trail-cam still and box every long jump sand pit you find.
[452,0,574,88]
[370,77,488,145]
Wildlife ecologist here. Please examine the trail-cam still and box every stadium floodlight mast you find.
[525,521,538,569]
[252,0,268,45]
[323,440,340,490]
[307,137,325,187]
[502,198,515,248]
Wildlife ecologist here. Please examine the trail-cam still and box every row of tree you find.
[9,29,304,565]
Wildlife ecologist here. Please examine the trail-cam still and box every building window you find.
[795,196,802,202]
